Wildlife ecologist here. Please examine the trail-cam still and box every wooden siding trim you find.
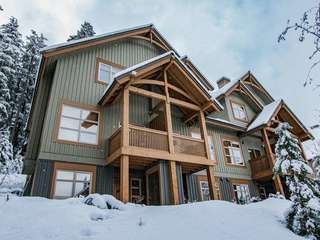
[53,99,104,148]
[95,57,126,85]
[220,134,247,168]
[50,161,97,198]
[229,99,249,123]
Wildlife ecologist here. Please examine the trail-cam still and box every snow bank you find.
[0,174,27,194]
[0,196,305,240]
[83,194,125,210]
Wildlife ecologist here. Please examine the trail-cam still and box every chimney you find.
[217,77,231,89]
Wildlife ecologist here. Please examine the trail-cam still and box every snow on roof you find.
[247,100,282,131]
[206,116,245,129]
[41,24,180,57]
[210,79,239,99]
[42,24,154,52]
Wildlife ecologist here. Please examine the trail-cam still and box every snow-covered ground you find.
[0,196,304,240]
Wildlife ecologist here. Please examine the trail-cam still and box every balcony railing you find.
[129,125,169,151]
[107,125,206,158]
[173,134,206,157]
[249,155,272,179]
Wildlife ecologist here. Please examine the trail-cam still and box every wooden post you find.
[121,88,129,147]
[199,111,211,160]
[206,166,218,200]
[168,161,179,204]
[120,88,130,203]
[120,155,129,203]
[163,69,179,204]
[261,128,285,196]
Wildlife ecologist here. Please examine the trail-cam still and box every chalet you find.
[24,24,313,205]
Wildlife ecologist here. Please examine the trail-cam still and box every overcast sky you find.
[1,0,320,145]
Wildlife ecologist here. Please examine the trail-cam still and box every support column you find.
[120,86,130,203]
[206,166,218,200]
[262,128,285,196]
[199,111,211,160]
[120,155,129,203]
[164,68,179,204]
[168,161,179,204]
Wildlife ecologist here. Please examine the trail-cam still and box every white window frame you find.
[231,101,248,121]
[57,104,100,145]
[223,139,245,166]
[98,62,121,85]
[53,170,92,199]
[232,184,250,204]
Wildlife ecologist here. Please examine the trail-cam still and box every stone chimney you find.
[217,77,231,89]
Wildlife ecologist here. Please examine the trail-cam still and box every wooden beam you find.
[119,155,129,203]
[129,86,166,101]
[150,101,164,114]
[261,128,285,196]
[199,111,210,160]
[132,79,165,86]
[167,83,196,103]
[168,161,179,204]
[129,35,168,51]
[169,97,200,111]
[101,82,120,105]
[206,166,218,200]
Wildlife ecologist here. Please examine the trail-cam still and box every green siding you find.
[207,125,252,179]
[37,38,162,165]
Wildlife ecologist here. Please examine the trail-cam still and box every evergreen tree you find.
[0,18,17,174]
[11,30,47,161]
[274,123,320,239]
[68,21,95,41]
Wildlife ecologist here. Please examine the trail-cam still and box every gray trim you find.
[248,180,259,198]
[176,163,184,204]
[219,177,234,202]
[31,159,54,198]
[96,166,114,195]
[159,161,171,205]
[186,174,200,202]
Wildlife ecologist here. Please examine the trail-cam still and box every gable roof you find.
[98,51,223,111]
[246,99,313,141]
[247,100,282,131]
[41,24,179,57]
[211,71,274,103]
[180,55,214,91]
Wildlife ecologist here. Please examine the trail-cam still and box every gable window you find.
[232,184,250,204]
[96,59,122,85]
[53,170,92,199]
[231,101,248,121]
[57,104,100,145]
[222,139,245,166]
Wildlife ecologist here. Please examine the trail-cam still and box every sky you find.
[1,0,320,152]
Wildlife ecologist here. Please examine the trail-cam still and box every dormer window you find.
[96,58,123,85]
[231,101,248,121]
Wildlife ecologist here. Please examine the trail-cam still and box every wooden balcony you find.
[107,125,211,165]
[249,155,273,180]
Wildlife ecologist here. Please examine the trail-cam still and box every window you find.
[57,104,100,145]
[130,178,142,203]
[190,130,201,139]
[248,148,261,160]
[233,184,250,204]
[200,180,210,201]
[231,101,247,121]
[208,136,216,160]
[97,61,122,85]
[222,139,244,166]
[53,170,92,199]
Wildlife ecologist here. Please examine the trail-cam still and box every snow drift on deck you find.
[0,195,305,240]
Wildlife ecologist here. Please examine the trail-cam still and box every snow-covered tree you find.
[312,155,320,179]
[274,123,320,239]
[11,30,46,161]
[0,17,24,174]
[68,21,95,41]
